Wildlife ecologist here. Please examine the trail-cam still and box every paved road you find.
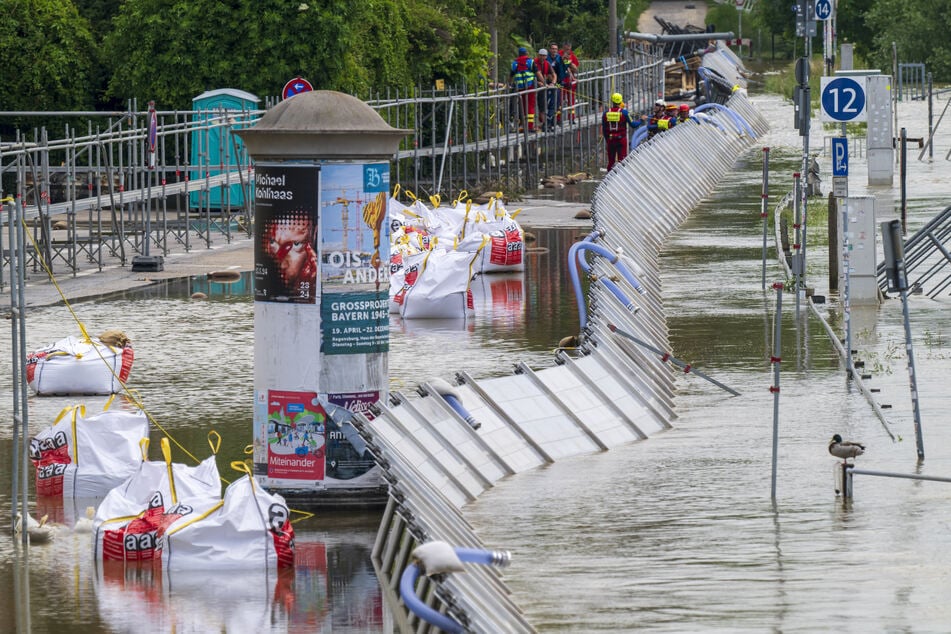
[2,197,591,310]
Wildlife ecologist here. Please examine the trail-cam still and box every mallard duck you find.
[829,434,865,463]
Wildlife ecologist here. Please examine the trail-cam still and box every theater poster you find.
[254,164,320,304]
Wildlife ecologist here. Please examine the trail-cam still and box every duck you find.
[829,434,865,463]
[14,512,57,544]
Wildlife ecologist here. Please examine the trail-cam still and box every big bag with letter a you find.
[94,436,222,563]
[159,464,294,570]
[30,399,149,499]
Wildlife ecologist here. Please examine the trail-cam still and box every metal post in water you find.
[900,127,907,234]
[842,207,853,377]
[843,463,854,499]
[761,147,770,290]
[927,73,934,160]
[770,281,783,500]
[8,197,31,545]
[793,172,802,318]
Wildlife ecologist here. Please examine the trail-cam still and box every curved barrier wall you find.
[356,90,770,632]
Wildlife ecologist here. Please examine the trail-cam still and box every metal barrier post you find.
[843,463,854,499]
[770,281,783,500]
[761,147,769,290]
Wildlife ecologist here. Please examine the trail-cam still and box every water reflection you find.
[1,224,581,632]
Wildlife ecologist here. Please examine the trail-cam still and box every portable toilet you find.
[189,88,261,211]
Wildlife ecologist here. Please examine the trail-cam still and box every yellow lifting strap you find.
[52,404,86,465]
[161,437,178,505]
[452,190,469,207]
[207,430,222,455]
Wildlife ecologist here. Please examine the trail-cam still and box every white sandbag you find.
[159,471,295,570]
[94,437,222,563]
[398,249,480,320]
[29,401,149,499]
[464,209,525,273]
[27,334,134,395]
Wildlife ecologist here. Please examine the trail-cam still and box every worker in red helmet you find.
[677,103,692,124]
[601,92,644,172]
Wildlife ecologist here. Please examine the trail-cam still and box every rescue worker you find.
[547,44,567,128]
[677,103,692,124]
[533,48,554,129]
[646,99,667,139]
[601,92,643,171]
[561,45,580,124]
[509,47,538,132]
[659,103,680,132]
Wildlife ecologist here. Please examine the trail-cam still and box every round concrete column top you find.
[237,90,411,160]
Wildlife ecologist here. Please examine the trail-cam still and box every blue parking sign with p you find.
[832,137,848,177]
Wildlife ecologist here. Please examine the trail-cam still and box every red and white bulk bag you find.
[94,437,222,563]
[27,333,133,395]
[398,249,481,320]
[29,401,150,499]
[159,471,295,570]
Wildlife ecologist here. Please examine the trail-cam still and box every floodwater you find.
[3,91,951,631]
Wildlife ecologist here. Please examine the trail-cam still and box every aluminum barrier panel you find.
[361,90,769,632]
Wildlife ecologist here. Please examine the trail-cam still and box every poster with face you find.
[254,164,320,304]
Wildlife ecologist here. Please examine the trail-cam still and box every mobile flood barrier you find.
[352,90,770,632]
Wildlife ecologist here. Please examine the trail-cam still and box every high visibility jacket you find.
[511,55,536,90]
[602,106,633,141]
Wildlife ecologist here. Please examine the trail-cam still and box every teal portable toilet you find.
[190,88,261,211]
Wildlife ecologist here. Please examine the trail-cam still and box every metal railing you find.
[875,204,951,298]
[0,49,666,287]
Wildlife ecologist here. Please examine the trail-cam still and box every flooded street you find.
[3,91,951,631]
[467,94,951,630]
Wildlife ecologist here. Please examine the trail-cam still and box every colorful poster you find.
[320,163,390,354]
[266,390,326,481]
[254,164,320,304]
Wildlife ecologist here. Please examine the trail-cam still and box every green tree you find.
[0,0,96,111]
[867,0,951,81]
[102,0,491,109]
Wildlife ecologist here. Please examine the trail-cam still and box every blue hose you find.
[569,235,646,330]
[694,102,755,137]
[442,393,480,429]
[399,564,464,633]
[600,277,639,313]
[629,125,648,149]
[399,546,511,633]
[568,232,600,329]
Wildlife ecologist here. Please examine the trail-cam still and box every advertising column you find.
[237,90,410,500]
[252,163,329,487]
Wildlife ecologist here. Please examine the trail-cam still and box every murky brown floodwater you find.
[4,92,951,632]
